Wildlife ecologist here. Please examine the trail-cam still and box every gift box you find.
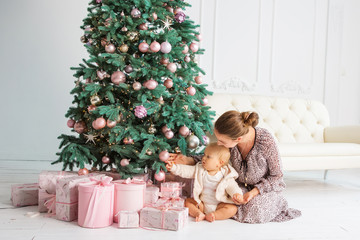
[98,171,149,181]
[38,171,77,195]
[55,173,104,222]
[78,177,114,228]
[11,183,39,207]
[154,197,185,208]
[140,207,188,231]
[113,178,146,222]
[116,211,139,228]
[145,186,159,206]
[164,173,193,198]
[160,182,182,198]
[38,188,56,213]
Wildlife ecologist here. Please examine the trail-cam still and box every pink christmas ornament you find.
[123,138,134,145]
[138,42,149,53]
[97,70,107,80]
[102,156,110,164]
[134,105,147,118]
[85,78,92,84]
[164,78,173,88]
[120,159,130,167]
[67,119,75,128]
[88,105,97,112]
[196,34,203,41]
[182,44,189,54]
[111,71,126,85]
[174,8,183,15]
[202,135,210,145]
[159,151,170,162]
[160,41,172,54]
[105,44,116,53]
[144,79,158,90]
[167,63,177,73]
[166,6,174,13]
[184,56,190,62]
[131,8,141,18]
[160,57,169,65]
[78,168,89,176]
[190,42,199,52]
[162,125,170,133]
[187,86,196,96]
[150,41,161,53]
[152,12,158,21]
[92,117,106,130]
[74,121,86,134]
[201,98,208,106]
[132,82,142,91]
[179,126,190,137]
[154,170,165,181]
[195,76,202,84]
[106,119,117,128]
[138,23,148,30]
[164,130,174,139]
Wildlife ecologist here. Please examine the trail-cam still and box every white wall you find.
[0,0,359,162]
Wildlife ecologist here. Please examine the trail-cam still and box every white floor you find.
[1,160,360,240]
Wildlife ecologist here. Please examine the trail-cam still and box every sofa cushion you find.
[279,143,360,157]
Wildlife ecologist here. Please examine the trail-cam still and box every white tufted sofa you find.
[207,94,360,173]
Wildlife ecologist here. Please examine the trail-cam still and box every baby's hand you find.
[166,161,175,171]
[232,193,245,205]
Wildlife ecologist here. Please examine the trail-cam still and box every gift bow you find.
[118,177,145,185]
[86,176,113,186]
[43,193,56,214]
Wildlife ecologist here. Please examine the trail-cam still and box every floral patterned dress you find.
[229,127,301,223]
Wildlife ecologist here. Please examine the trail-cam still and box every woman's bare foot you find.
[195,212,206,222]
[205,212,216,222]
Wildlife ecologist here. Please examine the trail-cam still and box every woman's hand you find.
[243,188,260,203]
[168,153,195,165]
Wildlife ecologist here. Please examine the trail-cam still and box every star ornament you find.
[161,17,173,31]
[84,133,98,145]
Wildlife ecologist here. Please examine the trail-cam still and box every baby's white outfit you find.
[200,168,226,214]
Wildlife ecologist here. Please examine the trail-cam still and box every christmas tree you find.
[53,0,215,180]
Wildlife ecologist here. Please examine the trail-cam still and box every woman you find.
[169,110,301,223]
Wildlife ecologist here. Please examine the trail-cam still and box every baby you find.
[166,143,243,222]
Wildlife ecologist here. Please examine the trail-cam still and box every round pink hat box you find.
[78,183,114,228]
[113,180,146,222]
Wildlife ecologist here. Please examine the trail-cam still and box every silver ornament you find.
[80,35,86,43]
[146,149,153,155]
[148,124,157,134]
[90,95,101,105]
[187,135,200,149]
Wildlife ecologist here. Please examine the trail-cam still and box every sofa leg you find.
[324,170,329,180]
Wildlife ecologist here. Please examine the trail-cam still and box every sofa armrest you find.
[324,125,360,144]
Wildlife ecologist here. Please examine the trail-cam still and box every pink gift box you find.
[164,173,193,198]
[11,183,39,207]
[160,182,182,198]
[113,179,146,223]
[116,211,139,228]
[55,173,104,222]
[78,177,114,228]
[38,171,77,195]
[38,188,56,213]
[140,207,189,231]
[154,197,185,208]
[145,186,159,206]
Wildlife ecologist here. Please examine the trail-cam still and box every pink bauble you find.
[111,71,126,85]
[182,44,189,54]
[102,156,110,164]
[152,12,158,20]
[67,119,75,128]
[165,130,174,139]
[133,82,142,91]
[150,41,161,52]
[201,98,208,106]
[85,78,92,84]
[154,170,165,181]
[159,150,170,162]
[123,137,134,144]
[74,121,86,134]
[164,78,173,88]
[78,168,89,176]
[184,56,190,63]
[138,23,148,30]
[144,79,158,90]
[174,8,183,15]
[187,86,196,96]
[106,119,117,128]
[167,63,177,73]
[166,6,174,13]
[179,126,190,137]
[138,42,149,53]
[190,42,199,52]
[196,34,203,41]
[160,57,169,65]
[131,8,141,18]
[87,105,97,112]
[202,135,210,145]
[93,117,106,130]
[195,76,203,84]
[97,70,107,80]
[120,159,130,167]
[162,125,170,133]
[105,43,116,53]
[160,41,172,54]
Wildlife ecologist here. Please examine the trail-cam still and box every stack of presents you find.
[11,171,193,231]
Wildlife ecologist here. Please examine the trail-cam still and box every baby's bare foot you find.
[195,212,206,222]
[205,212,216,222]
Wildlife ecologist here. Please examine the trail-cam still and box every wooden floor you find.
[1,160,360,240]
